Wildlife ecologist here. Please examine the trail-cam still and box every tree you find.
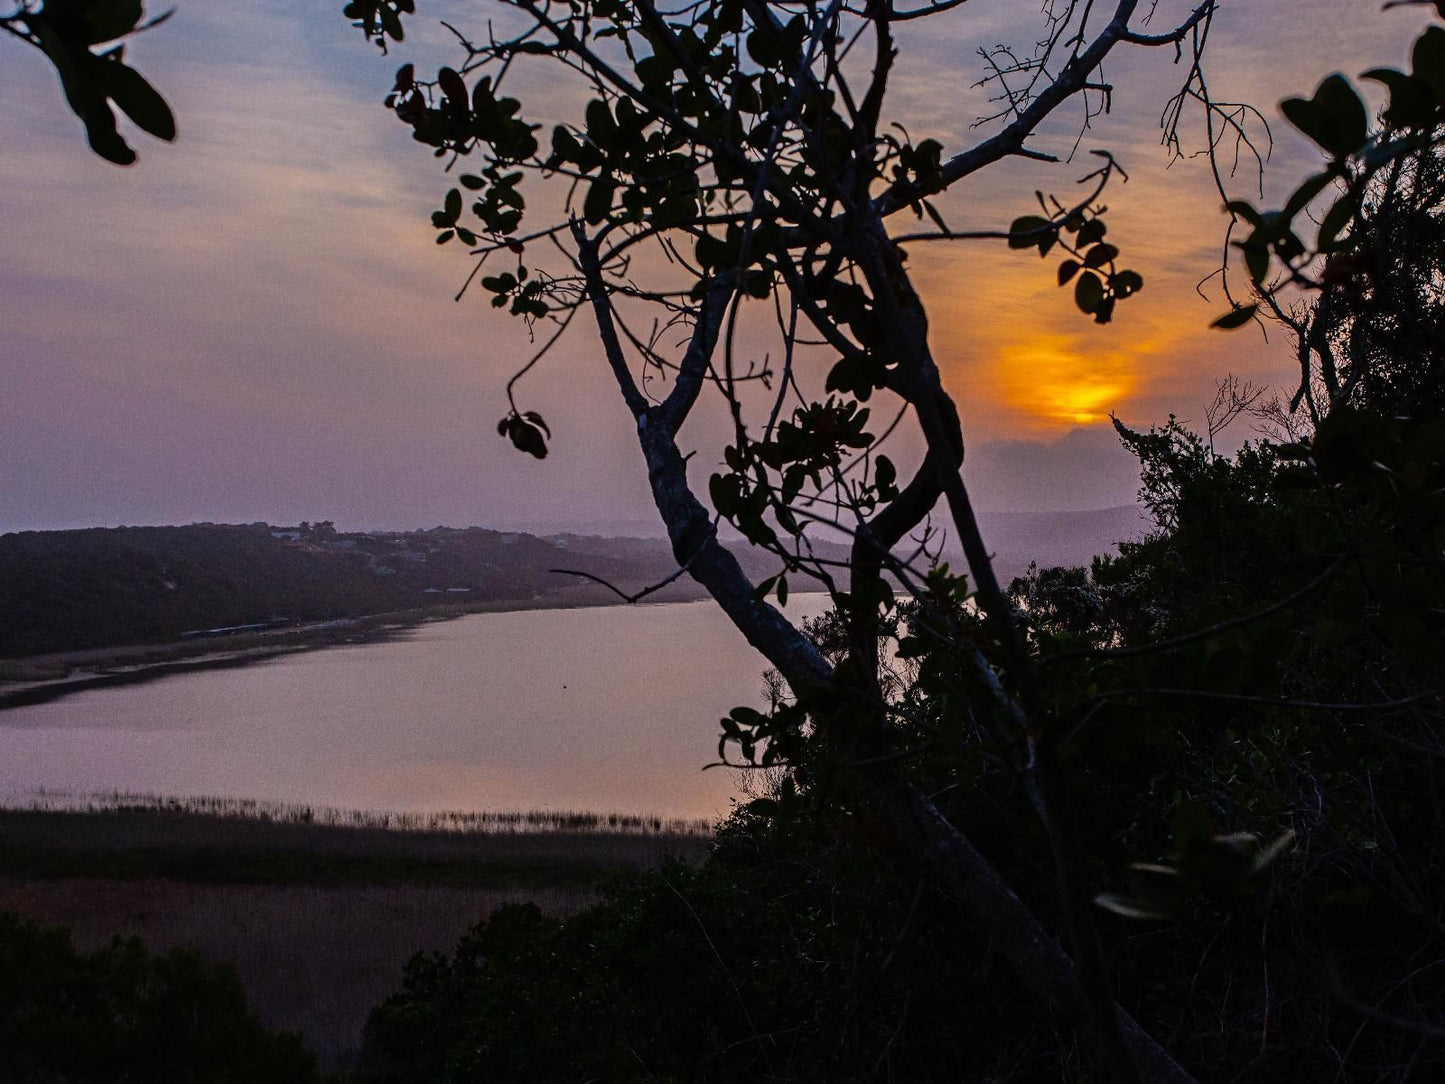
[3,0,175,163]
[340,2,1445,1081]
[1215,2,1445,422]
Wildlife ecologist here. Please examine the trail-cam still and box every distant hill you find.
[0,525,717,658]
[0,509,1149,658]
[971,506,1150,583]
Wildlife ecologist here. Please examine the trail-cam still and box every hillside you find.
[0,509,1148,659]
[0,524,711,658]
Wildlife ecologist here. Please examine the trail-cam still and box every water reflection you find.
[0,598,829,821]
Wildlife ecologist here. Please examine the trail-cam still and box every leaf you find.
[710,473,739,517]
[505,416,548,459]
[438,66,466,104]
[1112,270,1144,298]
[1074,271,1103,314]
[84,0,143,44]
[378,2,404,41]
[1280,74,1367,158]
[745,28,781,68]
[1094,893,1170,922]
[635,54,674,90]
[96,60,176,142]
[1076,218,1107,246]
[1412,25,1445,102]
[1317,195,1355,252]
[1008,215,1051,250]
[28,20,135,163]
[444,188,462,222]
[1211,304,1258,330]
[436,230,454,244]
[585,98,617,147]
[1239,236,1270,282]
[1359,69,1436,129]
[583,177,613,225]
[1225,200,1265,228]
[921,198,951,236]
[1084,242,1119,268]
[874,454,897,496]
[1281,169,1338,220]
[394,63,415,92]
[1057,260,1081,286]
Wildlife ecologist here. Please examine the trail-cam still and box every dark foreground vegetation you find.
[0,915,319,1083]
[5,410,1442,1080]
[353,418,1444,1080]
[0,806,706,1077]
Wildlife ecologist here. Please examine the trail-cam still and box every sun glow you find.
[990,335,1138,429]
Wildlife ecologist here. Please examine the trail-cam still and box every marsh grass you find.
[10,789,715,836]
[0,801,712,887]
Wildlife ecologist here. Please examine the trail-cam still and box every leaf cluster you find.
[6,0,175,164]
[1217,10,1445,326]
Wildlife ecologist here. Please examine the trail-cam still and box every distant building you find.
[270,530,302,541]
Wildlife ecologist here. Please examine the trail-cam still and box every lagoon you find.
[0,597,829,822]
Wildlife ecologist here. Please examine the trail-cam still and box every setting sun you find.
[992,335,1136,429]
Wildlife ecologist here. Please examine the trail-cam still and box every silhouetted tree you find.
[341,1,1445,1080]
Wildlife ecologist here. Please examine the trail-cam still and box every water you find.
[0,597,830,821]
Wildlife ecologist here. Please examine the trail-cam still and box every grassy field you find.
[0,805,711,1074]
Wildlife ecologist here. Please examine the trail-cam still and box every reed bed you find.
[7,788,715,837]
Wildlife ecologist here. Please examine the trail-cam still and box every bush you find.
[0,914,318,1083]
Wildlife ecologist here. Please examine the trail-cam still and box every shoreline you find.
[0,578,716,710]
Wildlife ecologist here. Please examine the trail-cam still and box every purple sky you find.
[0,1,1425,533]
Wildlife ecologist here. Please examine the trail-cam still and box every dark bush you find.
[0,914,318,1084]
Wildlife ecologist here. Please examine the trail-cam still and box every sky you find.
[0,0,1428,533]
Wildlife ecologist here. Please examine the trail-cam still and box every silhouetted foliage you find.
[2,1,175,164]
[0,913,317,1083]
[339,2,1445,1080]
[359,396,1444,1082]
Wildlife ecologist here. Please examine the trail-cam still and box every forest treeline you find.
[0,517,1119,660]
[0,523,711,657]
